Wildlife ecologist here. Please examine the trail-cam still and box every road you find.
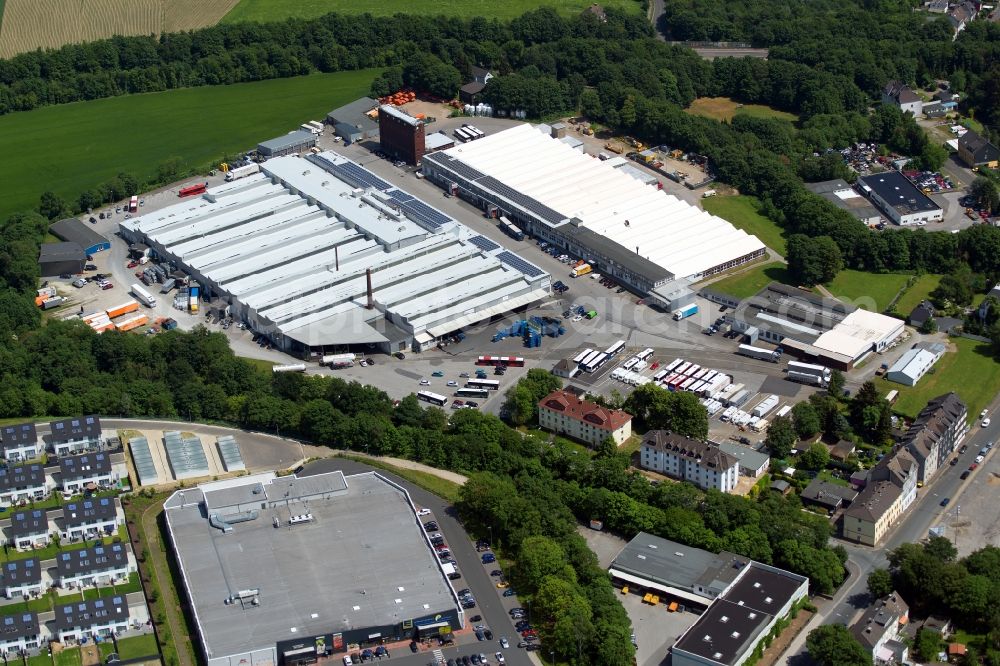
[781,400,1000,664]
[299,458,538,666]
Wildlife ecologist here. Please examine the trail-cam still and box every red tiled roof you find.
[539,390,632,431]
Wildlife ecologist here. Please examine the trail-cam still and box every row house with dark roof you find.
[54,596,130,643]
[3,510,49,550]
[0,612,41,655]
[640,431,740,493]
[0,423,42,463]
[901,392,968,484]
[45,416,102,456]
[0,465,49,507]
[0,559,44,600]
[55,543,134,589]
[58,452,120,493]
[59,498,123,542]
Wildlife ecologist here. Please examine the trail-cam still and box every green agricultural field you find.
[223,0,642,22]
[705,261,791,300]
[0,69,379,221]
[893,274,941,315]
[685,97,798,123]
[703,195,787,255]
[878,337,1000,420]
[824,270,910,313]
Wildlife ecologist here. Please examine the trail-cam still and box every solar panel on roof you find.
[468,235,500,252]
[497,251,544,277]
[398,199,451,229]
[478,176,566,225]
[326,160,392,191]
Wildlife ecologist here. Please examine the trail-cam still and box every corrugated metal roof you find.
[215,436,245,472]
[128,436,158,486]
[163,431,209,481]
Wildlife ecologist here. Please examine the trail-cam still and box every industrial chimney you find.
[366,268,374,309]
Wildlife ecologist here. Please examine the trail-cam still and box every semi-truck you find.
[787,361,831,383]
[106,300,139,319]
[225,163,261,182]
[672,303,698,320]
[115,314,148,332]
[130,283,157,307]
[737,344,780,362]
[787,370,829,387]
[322,353,356,368]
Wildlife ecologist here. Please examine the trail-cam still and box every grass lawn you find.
[339,455,463,503]
[703,195,787,255]
[893,274,941,315]
[878,337,1000,420]
[27,655,51,666]
[223,0,642,22]
[824,270,910,313]
[0,69,380,221]
[685,97,798,123]
[705,261,791,300]
[115,634,160,660]
[241,357,276,373]
[53,648,80,666]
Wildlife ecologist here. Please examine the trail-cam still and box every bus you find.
[455,388,489,399]
[466,379,500,390]
[178,182,207,197]
[636,348,654,362]
[664,358,683,373]
[573,348,595,364]
[605,340,626,357]
[417,391,448,406]
[685,364,701,377]
[675,361,691,375]
[582,352,609,373]
[653,369,668,382]
[622,357,638,371]
[476,355,525,367]
[580,350,602,368]
[454,127,473,142]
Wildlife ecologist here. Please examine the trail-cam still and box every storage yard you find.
[119,151,550,357]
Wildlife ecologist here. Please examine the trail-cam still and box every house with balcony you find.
[46,416,102,456]
[58,498,123,543]
[0,465,48,508]
[58,452,119,493]
[4,510,50,550]
[55,543,133,590]
[0,559,44,600]
[54,596,130,643]
[0,612,42,655]
[0,423,42,463]
[640,431,740,493]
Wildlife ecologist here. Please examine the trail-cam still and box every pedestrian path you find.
[432,648,444,663]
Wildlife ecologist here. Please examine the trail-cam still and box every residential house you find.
[54,596,130,643]
[537,390,632,447]
[551,358,580,379]
[0,423,42,463]
[55,543,133,589]
[907,300,934,328]
[46,416,102,456]
[926,0,949,12]
[4,510,49,550]
[0,612,41,655]
[921,101,948,118]
[901,392,968,484]
[882,81,923,116]
[58,498,123,543]
[801,479,859,513]
[716,441,771,478]
[0,465,48,508]
[921,615,953,638]
[957,128,1000,168]
[0,559,44,600]
[641,432,740,493]
[459,67,494,105]
[851,592,910,664]
[948,1,977,35]
[58,452,119,493]
[842,448,918,546]
[830,439,856,462]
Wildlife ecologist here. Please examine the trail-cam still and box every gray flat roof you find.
[610,532,745,597]
[166,471,458,660]
[39,242,86,263]
[859,171,941,216]
[258,129,316,153]
[49,219,108,250]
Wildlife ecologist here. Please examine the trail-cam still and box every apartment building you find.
[901,393,968,485]
[537,390,632,447]
[842,449,918,546]
[640,431,740,493]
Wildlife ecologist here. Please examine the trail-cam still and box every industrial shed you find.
[327,97,379,142]
[49,218,110,255]
[119,152,549,357]
[256,129,316,157]
[422,124,765,296]
[886,342,946,386]
[38,242,85,277]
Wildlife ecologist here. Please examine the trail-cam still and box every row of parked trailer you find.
[573,340,628,374]
[453,124,484,143]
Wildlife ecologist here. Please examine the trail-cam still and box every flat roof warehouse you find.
[422,124,766,294]
[164,471,463,666]
[119,152,549,356]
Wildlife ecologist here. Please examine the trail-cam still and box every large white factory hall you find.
[119,153,550,357]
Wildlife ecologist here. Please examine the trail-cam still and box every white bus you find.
[605,340,626,357]
[582,352,609,373]
[466,379,500,390]
[684,364,701,377]
[636,348,654,362]
[417,391,448,406]
[454,127,473,142]
[653,369,668,382]
[664,358,683,373]
[580,350,602,368]
[308,120,324,131]
[675,361,691,375]
[455,388,489,399]
[573,348,594,364]
[622,357,638,371]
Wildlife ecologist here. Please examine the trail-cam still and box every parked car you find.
[961,470,971,480]
[416,508,432,516]
[419,379,431,385]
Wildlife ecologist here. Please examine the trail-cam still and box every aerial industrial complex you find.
[119,152,549,356]
[164,470,462,666]
[422,124,766,307]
